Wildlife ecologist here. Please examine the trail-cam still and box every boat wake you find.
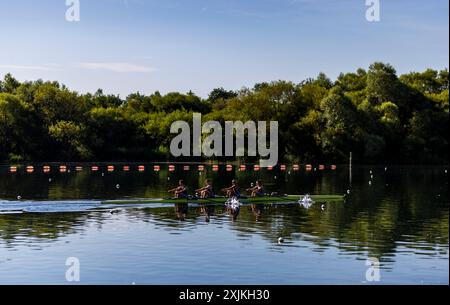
[0,200,102,214]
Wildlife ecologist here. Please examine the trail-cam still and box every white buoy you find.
[116,184,120,189]
[347,189,351,195]
[48,178,52,182]
[385,167,388,171]
[17,195,22,200]
[274,176,277,180]
[167,177,170,181]
[102,173,105,177]
[278,237,284,244]
[321,204,325,211]
[369,181,372,186]
[370,170,373,174]
[370,175,374,179]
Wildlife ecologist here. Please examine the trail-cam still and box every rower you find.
[221,179,240,198]
[246,180,265,197]
[196,179,214,199]
[168,180,188,199]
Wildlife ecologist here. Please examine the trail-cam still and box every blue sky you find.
[0,0,448,97]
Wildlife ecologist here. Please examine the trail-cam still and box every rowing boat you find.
[101,194,346,205]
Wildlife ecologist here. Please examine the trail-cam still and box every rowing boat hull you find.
[101,194,346,205]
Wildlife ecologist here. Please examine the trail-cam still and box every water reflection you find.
[199,204,215,223]
[0,165,448,282]
[0,200,447,263]
[0,212,91,248]
[251,204,265,222]
[175,203,189,221]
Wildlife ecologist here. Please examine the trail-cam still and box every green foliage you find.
[0,73,20,93]
[48,121,91,160]
[0,63,448,163]
[320,87,363,160]
[367,62,401,105]
[208,88,238,103]
[337,69,367,92]
[400,69,449,94]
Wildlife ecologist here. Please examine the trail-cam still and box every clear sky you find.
[0,0,448,97]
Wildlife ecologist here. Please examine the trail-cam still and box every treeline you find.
[0,62,448,164]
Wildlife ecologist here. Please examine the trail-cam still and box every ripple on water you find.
[0,166,448,284]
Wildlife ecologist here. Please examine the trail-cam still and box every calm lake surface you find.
[0,164,448,284]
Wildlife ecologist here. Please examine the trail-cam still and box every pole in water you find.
[349,151,353,186]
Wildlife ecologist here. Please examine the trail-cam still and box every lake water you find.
[0,164,448,284]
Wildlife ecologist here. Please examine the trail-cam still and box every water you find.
[0,164,448,284]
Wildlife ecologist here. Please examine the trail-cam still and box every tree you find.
[320,87,363,161]
[367,62,400,105]
[400,69,448,94]
[315,72,333,89]
[0,93,43,160]
[0,63,448,164]
[208,88,237,103]
[91,89,123,108]
[1,73,20,93]
[337,69,367,92]
[125,92,155,113]
[375,102,402,135]
[48,121,92,160]
[85,107,145,160]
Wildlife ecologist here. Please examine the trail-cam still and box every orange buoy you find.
[91,166,99,172]
[153,165,160,172]
[239,165,246,171]
[183,165,190,171]
[226,164,233,172]
[43,165,51,173]
[26,166,34,173]
[75,166,83,171]
[123,165,130,172]
[59,165,67,173]
[293,164,300,171]
[10,166,18,173]
[107,165,115,172]
[198,165,205,171]
[169,165,176,172]
[254,165,260,171]
[138,165,145,172]
[331,165,337,170]
[212,165,219,172]
[319,165,325,171]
